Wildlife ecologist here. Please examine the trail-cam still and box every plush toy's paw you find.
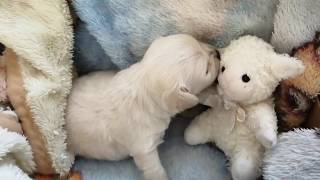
[256,130,277,148]
[184,124,207,145]
[201,95,221,107]
[231,155,260,180]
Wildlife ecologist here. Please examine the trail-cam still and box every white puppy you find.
[66,34,220,180]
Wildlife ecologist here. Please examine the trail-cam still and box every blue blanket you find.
[73,0,278,74]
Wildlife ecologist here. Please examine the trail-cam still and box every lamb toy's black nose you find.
[0,43,5,56]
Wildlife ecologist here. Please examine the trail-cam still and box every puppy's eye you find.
[180,87,190,93]
[206,61,211,74]
[242,74,250,83]
[221,66,225,73]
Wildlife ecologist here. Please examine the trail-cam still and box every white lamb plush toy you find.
[185,35,305,180]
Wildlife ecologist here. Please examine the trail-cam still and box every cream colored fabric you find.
[0,127,35,179]
[0,0,74,175]
[0,112,22,134]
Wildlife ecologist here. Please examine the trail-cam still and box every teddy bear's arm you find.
[246,101,278,148]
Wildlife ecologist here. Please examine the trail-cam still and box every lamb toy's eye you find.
[242,74,250,83]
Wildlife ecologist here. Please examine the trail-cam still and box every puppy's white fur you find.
[66,34,219,180]
[185,36,305,180]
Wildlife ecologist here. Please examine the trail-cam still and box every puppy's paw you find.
[256,130,277,148]
[144,168,168,180]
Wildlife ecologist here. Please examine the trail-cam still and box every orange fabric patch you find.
[5,48,55,174]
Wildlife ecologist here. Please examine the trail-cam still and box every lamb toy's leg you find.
[133,150,168,180]
[230,144,263,180]
[184,110,213,145]
[246,102,278,148]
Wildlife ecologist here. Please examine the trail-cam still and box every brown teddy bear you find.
[275,32,320,132]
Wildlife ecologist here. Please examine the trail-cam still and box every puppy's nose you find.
[215,79,219,84]
[0,42,5,56]
[215,50,221,60]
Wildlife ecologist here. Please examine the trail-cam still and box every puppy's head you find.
[142,34,220,112]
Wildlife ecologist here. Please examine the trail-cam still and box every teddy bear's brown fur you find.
[275,32,320,132]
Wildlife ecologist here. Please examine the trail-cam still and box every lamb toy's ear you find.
[270,54,305,80]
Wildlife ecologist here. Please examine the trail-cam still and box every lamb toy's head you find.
[218,35,305,105]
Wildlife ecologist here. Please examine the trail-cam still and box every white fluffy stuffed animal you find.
[66,34,220,180]
[185,36,305,180]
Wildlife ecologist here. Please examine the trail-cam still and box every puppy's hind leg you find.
[133,150,168,180]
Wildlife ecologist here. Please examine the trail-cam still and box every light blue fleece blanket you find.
[72,0,278,74]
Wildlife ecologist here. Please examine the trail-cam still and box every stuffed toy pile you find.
[0,0,320,179]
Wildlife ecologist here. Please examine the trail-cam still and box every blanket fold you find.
[0,127,34,180]
[0,0,74,175]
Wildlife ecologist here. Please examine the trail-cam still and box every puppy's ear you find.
[270,54,305,80]
[164,86,199,112]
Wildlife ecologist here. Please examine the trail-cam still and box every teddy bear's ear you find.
[164,85,199,112]
[271,54,305,80]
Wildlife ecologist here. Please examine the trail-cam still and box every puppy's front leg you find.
[133,150,168,180]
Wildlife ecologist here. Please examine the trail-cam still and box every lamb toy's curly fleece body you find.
[185,36,305,180]
[66,34,220,180]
